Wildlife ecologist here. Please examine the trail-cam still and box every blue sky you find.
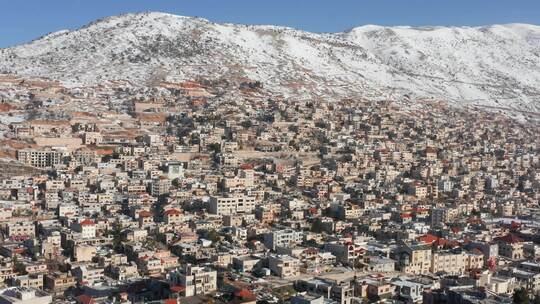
[1,0,539,48]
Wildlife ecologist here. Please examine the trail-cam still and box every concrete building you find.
[431,251,467,276]
[392,279,423,303]
[365,256,396,273]
[71,265,104,285]
[496,234,524,260]
[17,148,62,168]
[296,278,354,304]
[291,294,324,304]
[233,256,261,273]
[70,219,96,239]
[268,254,300,278]
[151,178,172,196]
[73,244,96,262]
[0,287,52,304]
[323,242,363,265]
[396,243,432,275]
[43,272,76,293]
[264,229,304,250]
[431,207,458,228]
[6,223,35,238]
[167,264,217,297]
[208,195,256,216]
[13,274,43,290]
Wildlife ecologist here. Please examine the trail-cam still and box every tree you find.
[311,219,324,233]
[513,288,530,304]
[303,238,319,248]
[190,133,200,145]
[241,120,252,129]
[207,143,221,154]
[12,256,27,275]
[207,229,221,243]
[109,224,124,251]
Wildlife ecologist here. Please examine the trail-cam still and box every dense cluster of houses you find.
[0,76,538,304]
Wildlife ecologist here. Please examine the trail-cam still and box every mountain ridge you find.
[15,12,540,47]
[1,12,539,113]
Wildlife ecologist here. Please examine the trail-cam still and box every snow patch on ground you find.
[1,12,539,113]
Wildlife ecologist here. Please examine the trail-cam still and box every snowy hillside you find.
[1,12,539,112]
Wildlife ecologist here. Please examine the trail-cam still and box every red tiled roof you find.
[472,248,483,255]
[164,209,182,216]
[80,219,95,226]
[139,210,153,217]
[436,238,451,247]
[240,163,254,170]
[304,248,318,254]
[495,233,523,244]
[76,295,95,304]
[170,285,185,293]
[235,289,256,300]
[510,221,521,230]
[417,234,439,244]
[467,217,484,225]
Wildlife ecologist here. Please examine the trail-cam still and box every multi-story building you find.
[395,243,432,275]
[164,209,183,224]
[70,219,96,239]
[497,203,514,217]
[0,287,52,304]
[467,241,499,266]
[268,254,300,278]
[431,251,468,275]
[496,234,524,260]
[264,229,304,250]
[330,203,363,220]
[431,207,458,228]
[71,265,104,285]
[109,263,139,281]
[44,272,77,293]
[73,244,96,262]
[323,242,364,265]
[151,178,172,197]
[13,274,43,289]
[208,195,256,215]
[167,264,217,297]
[6,222,35,238]
[17,148,62,168]
[296,278,354,304]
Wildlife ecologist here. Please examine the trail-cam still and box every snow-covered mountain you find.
[1,12,539,112]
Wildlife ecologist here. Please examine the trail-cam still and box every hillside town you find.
[0,74,537,304]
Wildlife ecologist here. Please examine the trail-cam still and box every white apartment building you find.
[167,264,217,297]
[70,219,96,239]
[264,229,304,250]
[208,195,256,215]
[71,265,104,285]
[7,222,35,238]
[268,255,300,278]
[17,148,62,168]
[430,251,468,275]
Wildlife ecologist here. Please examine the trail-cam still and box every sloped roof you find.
[495,233,523,244]
[79,219,95,226]
[164,209,182,216]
